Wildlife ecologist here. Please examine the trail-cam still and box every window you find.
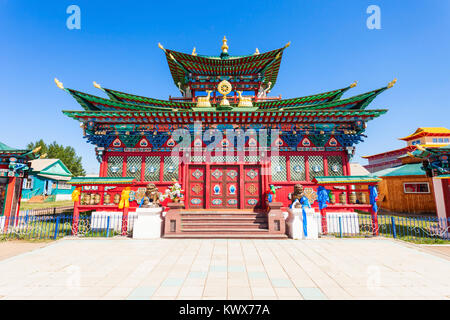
[126,156,142,180]
[23,178,33,189]
[58,182,72,190]
[290,156,305,181]
[163,156,179,181]
[445,138,449,143]
[308,156,324,180]
[403,182,430,194]
[327,156,343,176]
[438,138,443,143]
[107,156,123,177]
[432,138,438,143]
[270,156,287,182]
[144,156,161,181]
[412,140,421,145]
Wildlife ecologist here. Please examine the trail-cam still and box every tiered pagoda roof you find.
[58,40,393,130]
[159,39,289,90]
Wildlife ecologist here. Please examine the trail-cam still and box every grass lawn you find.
[20,200,74,211]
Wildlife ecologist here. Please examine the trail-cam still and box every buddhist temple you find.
[60,38,392,238]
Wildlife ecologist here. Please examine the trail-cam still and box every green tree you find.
[27,140,86,176]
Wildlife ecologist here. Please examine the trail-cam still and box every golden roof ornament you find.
[221,36,229,53]
[350,81,358,88]
[284,41,291,48]
[93,81,102,89]
[196,90,212,108]
[192,47,197,56]
[387,78,397,88]
[54,78,64,90]
[158,43,165,51]
[254,48,260,55]
[237,91,253,108]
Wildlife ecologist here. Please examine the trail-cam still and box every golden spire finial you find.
[93,81,101,89]
[350,81,358,88]
[254,48,260,55]
[285,41,291,48]
[54,78,64,90]
[192,47,197,56]
[387,78,397,88]
[221,36,229,53]
[158,43,165,51]
[32,146,42,154]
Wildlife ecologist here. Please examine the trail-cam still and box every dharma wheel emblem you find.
[110,166,120,173]
[218,80,232,106]
[331,164,340,172]
[312,165,321,173]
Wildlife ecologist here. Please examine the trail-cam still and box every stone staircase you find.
[163,209,288,239]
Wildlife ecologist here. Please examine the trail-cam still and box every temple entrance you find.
[210,165,239,209]
[186,164,262,210]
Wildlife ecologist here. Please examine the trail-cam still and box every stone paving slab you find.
[0,238,449,300]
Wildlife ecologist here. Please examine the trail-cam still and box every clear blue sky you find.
[1,0,449,174]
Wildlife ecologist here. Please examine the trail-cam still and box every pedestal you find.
[266,202,286,235]
[286,207,318,240]
[132,207,163,239]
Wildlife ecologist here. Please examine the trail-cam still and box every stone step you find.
[181,217,267,222]
[180,228,270,233]
[182,222,268,229]
[164,233,288,239]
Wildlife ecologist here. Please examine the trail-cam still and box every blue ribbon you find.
[300,196,311,237]
[368,185,378,213]
[317,186,329,210]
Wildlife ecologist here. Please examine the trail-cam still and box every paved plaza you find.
[0,238,449,300]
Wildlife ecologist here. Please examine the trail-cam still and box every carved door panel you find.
[210,166,239,209]
[188,166,206,209]
[244,166,261,209]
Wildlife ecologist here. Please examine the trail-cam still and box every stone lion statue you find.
[288,184,305,208]
[141,183,161,208]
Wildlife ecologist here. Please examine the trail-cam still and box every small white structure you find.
[316,212,360,234]
[286,207,318,240]
[91,211,138,231]
[132,207,163,239]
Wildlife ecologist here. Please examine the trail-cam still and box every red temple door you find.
[187,165,206,209]
[243,165,262,209]
[209,165,239,209]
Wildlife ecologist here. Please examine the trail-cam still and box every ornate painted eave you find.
[62,109,387,125]
[279,86,389,112]
[64,83,388,113]
[100,87,195,109]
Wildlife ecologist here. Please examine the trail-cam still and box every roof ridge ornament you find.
[221,36,229,53]
[158,43,166,52]
[93,81,102,89]
[350,81,358,88]
[254,48,260,55]
[54,78,64,90]
[192,47,197,56]
[285,41,291,48]
[387,78,397,88]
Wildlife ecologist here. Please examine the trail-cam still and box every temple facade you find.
[60,38,391,228]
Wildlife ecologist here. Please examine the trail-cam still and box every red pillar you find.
[72,201,79,236]
[122,207,129,236]
[320,208,328,234]
[371,207,379,236]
